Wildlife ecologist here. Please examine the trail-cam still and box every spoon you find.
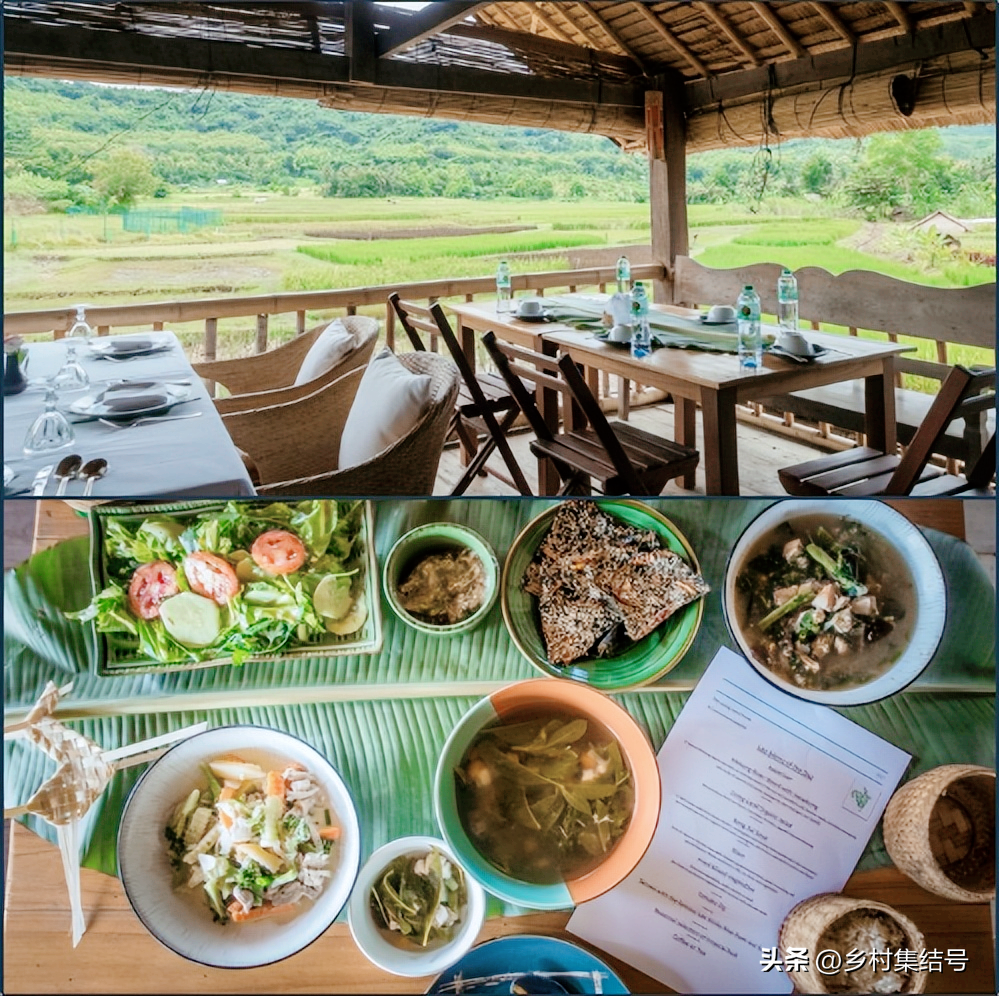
[80,458,108,496]
[54,454,83,496]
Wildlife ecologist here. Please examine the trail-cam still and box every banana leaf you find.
[4,499,992,716]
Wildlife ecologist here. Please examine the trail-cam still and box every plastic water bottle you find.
[736,285,762,369]
[616,254,631,294]
[496,259,512,313]
[777,268,799,331]
[630,281,651,359]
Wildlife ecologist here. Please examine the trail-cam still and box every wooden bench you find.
[671,256,996,467]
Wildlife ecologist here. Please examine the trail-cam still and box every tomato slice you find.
[251,530,307,576]
[183,552,240,605]
[128,561,180,620]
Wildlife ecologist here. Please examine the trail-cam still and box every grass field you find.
[4,191,994,382]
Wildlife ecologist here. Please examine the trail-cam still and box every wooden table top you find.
[6,498,992,995]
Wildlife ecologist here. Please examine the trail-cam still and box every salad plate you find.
[78,499,382,674]
[64,380,193,420]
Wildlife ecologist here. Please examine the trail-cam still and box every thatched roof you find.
[3,2,995,150]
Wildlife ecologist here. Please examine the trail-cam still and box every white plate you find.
[88,335,173,359]
[65,381,193,420]
[117,725,361,968]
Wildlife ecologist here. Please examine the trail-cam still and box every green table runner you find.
[4,499,994,717]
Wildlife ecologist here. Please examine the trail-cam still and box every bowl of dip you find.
[383,523,499,636]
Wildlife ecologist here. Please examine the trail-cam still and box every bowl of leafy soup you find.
[724,500,946,706]
[434,679,661,909]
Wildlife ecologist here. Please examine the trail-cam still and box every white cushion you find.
[338,349,432,469]
[293,319,355,386]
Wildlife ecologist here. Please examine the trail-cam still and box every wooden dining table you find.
[448,300,912,496]
[3,499,994,995]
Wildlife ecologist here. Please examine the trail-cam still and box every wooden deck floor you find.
[434,402,830,496]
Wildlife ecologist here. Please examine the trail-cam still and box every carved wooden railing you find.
[3,264,666,360]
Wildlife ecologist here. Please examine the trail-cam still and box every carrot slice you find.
[227,900,296,923]
[265,770,285,799]
[218,786,237,802]
[218,810,233,829]
[319,825,341,841]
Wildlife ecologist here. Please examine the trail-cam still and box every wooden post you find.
[646,76,688,305]
[204,318,218,361]
[385,302,396,352]
[296,310,306,335]
[255,314,268,353]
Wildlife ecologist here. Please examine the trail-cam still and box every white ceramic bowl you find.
[347,835,485,977]
[117,725,361,968]
[723,499,946,705]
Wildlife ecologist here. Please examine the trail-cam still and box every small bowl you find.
[383,523,499,636]
[723,499,946,705]
[516,298,545,319]
[502,499,705,690]
[705,304,736,323]
[347,835,486,977]
[117,725,361,968]
[434,678,661,910]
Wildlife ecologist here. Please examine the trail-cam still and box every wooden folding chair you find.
[779,366,996,497]
[909,431,996,496]
[483,331,699,496]
[388,293,531,495]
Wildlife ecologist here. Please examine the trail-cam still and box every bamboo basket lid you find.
[779,893,926,994]
[883,763,996,903]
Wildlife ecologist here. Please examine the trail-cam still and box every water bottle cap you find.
[781,268,792,275]
[743,285,753,291]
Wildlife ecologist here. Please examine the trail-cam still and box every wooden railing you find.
[3,264,665,360]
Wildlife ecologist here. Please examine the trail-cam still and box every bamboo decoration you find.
[3,681,207,946]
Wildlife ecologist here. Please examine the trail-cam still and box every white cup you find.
[706,305,736,323]
[608,324,633,343]
[776,330,812,356]
[516,298,544,318]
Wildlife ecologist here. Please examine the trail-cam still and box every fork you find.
[97,412,203,430]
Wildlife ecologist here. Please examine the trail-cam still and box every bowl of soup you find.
[723,500,946,705]
[434,679,661,909]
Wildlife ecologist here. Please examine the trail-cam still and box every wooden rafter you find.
[377,2,488,58]
[531,3,576,45]
[487,4,523,33]
[812,1,855,44]
[884,1,913,33]
[575,1,648,72]
[631,2,710,77]
[750,1,807,59]
[697,1,761,67]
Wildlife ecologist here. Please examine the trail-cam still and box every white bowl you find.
[117,725,361,968]
[723,499,946,705]
[348,835,485,977]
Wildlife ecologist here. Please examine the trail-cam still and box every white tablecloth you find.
[3,334,255,498]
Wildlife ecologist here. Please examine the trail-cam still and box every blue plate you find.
[426,935,629,994]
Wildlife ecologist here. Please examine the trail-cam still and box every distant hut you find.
[911,211,971,240]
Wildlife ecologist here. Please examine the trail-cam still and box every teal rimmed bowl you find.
[383,523,499,636]
[501,499,705,690]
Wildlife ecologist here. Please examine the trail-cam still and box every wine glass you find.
[23,380,75,455]
[52,304,92,392]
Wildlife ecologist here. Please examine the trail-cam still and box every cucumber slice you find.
[326,597,367,636]
[313,575,352,620]
[159,592,222,648]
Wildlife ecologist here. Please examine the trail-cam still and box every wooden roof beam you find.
[631,2,711,77]
[750,2,807,59]
[576,2,650,73]
[377,2,489,58]
[884,1,912,33]
[531,3,577,45]
[811,1,855,44]
[697,1,761,67]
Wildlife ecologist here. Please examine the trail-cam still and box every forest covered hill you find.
[4,77,995,218]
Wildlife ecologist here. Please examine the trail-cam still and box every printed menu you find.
[568,647,911,994]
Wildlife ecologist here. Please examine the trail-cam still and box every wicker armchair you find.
[193,315,379,415]
[232,351,460,496]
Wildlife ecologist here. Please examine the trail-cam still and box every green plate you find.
[87,499,383,675]
[500,499,705,690]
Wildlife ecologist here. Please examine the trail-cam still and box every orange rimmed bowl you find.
[433,678,661,910]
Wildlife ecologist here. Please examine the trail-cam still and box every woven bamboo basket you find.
[883,763,995,903]
[778,893,926,994]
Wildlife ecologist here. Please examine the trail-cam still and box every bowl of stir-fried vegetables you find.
[117,725,360,967]
[347,835,486,976]
[723,500,946,705]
